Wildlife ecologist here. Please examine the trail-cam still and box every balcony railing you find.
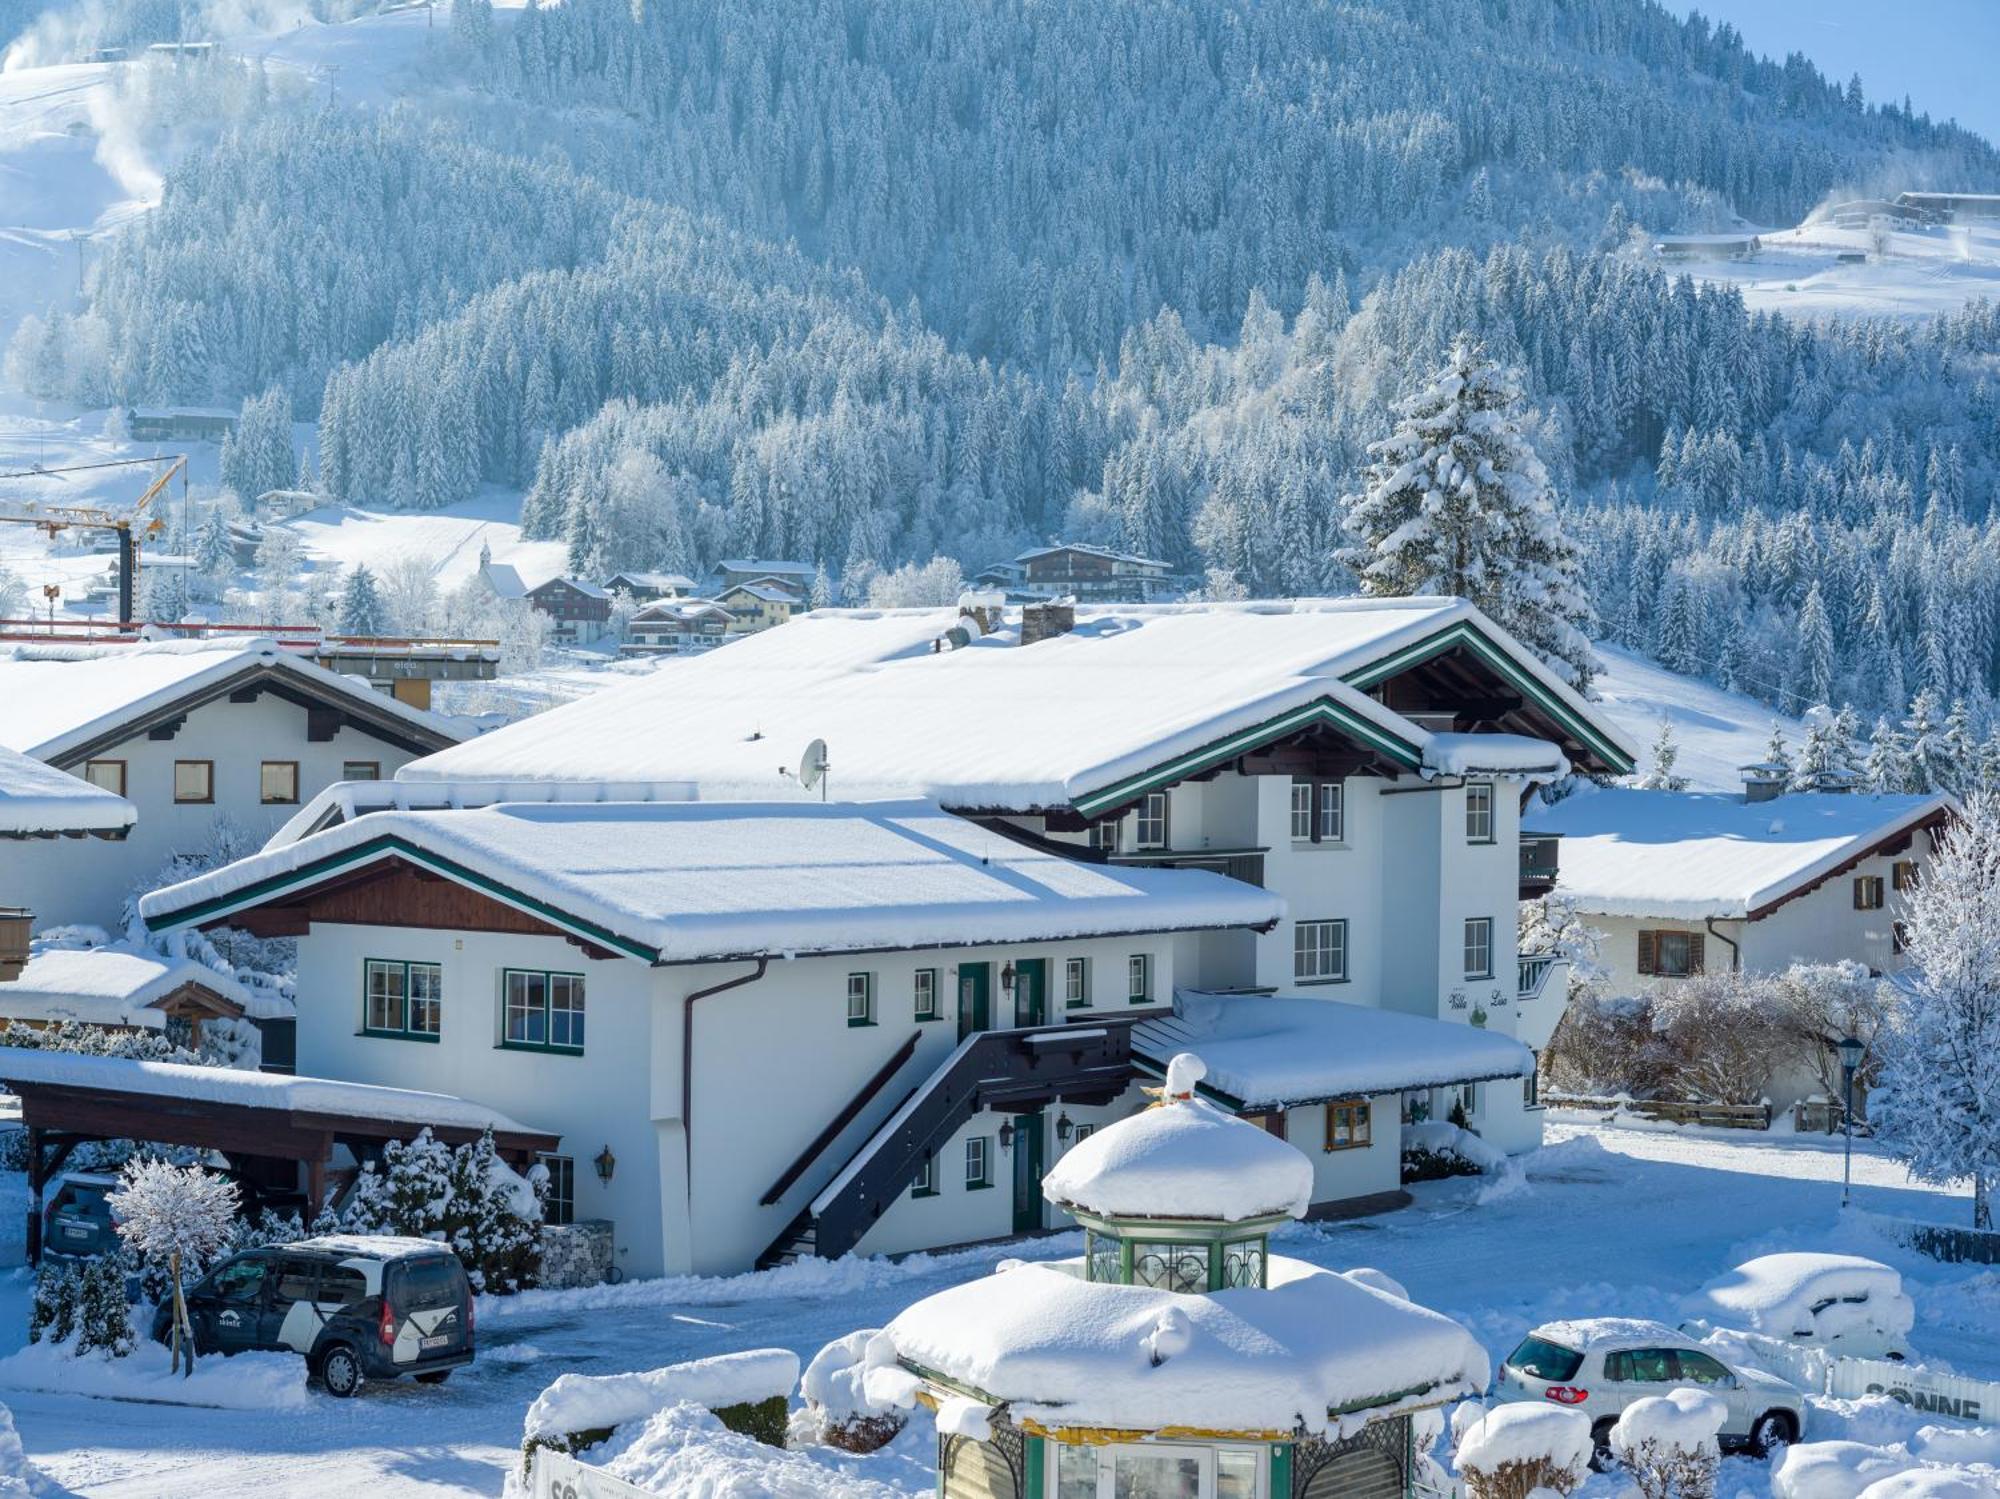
[1519,833,1560,897]
[1517,953,1559,999]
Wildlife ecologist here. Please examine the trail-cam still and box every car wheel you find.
[318,1344,364,1399]
[1590,1419,1618,1472]
[414,1370,450,1385]
[1749,1411,1796,1459]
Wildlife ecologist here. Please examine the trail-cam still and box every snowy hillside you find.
[1672,215,2000,322]
[1591,645,1806,792]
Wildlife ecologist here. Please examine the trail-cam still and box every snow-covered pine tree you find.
[1905,689,1947,793]
[28,1260,79,1346]
[1865,716,1917,794]
[1341,339,1596,691]
[1872,791,2000,1228]
[1761,721,1793,778]
[1635,719,1689,792]
[109,1160,239,1374]
[75,1253,135,1358]
[337,564,388,637]
[1792,706,1859,791]
[1791,583,1835,709]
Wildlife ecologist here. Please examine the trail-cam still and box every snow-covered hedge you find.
[522,1349,799,1462]
[1403,1120,1505,1183]
[1612,1388,1727,1499]
[801,1330,908,1453]
[1455,1402,1593,1499]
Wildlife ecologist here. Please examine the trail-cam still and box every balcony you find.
[1110,847,1267,888]
[1517,953,1559,1000]
[1519,833,1560,898]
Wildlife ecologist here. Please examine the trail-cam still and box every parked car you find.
[1681,1253,1913,1361]
[154,1236,474,1397]
[1495,1318,1807,1466]
[41,1172,122,1259]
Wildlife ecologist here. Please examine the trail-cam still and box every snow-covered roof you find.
[480,563,529,599]
[0,638,460,763]
[1526,788,1953,919]
[0,746,134,836]
[632,600,731,624]
[0,944,277,1028]
[1423,732,1568,779]
[1016,542,1171,570]
[532,577,610,600]
[605,572,697,591]
[293,1234,470,1261]
[400,597,1633,807]
[0,1046,542,1135]
[1135,992,1534,1109]
[139,799,1285,963]
[723,582,802,604]
[717,559,815,577]
[1041,1056,1314,1224]
[881,1254,1488,1435]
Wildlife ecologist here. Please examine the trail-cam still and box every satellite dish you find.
[798,738,829,799]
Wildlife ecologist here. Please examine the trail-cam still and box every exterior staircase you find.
[756,1020,1139,1268]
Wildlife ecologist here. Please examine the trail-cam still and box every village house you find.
[601,571,697,604]
[525,577,613,645]
[718,580,805,634]
[0,638,460,931]
[1014,542,1181,603]
[1525,775,1952,998]
[713,559,816,595]
[0,940,293,1059]
[621,598,733,656]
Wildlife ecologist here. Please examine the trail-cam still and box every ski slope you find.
[1591,643,1805,791]
[1670,217,2000,323]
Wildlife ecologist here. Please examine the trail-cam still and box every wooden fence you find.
[1546,1094,1771,1130]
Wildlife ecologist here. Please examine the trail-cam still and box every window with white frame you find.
[363,959,442,1041]
[1064,956,1090,1008]
[1524,1052,1541,1108]
[913,968,939,1021]
[1127,953,1152,1005]
[911,1154,939,1198]
[1289,781,1314,839]
[501,969,586,1053]
[846,972,874,1027]
[1133,791,1169,849]
[1293,919,1347,982]
[964,1136,991,1189]
[1088,817,1121,853]
[1465,783,1495,843]
[538,1153,575,1225]
[1463,917,1493,980]
[1318,781,1343,841]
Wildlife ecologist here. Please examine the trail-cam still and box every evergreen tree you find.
[337,564,388,637]
[194,507,234,585]
[1865,716,1917,794]
[1635,719,1689,792]
[1341,340,1596,690]
[1791,582,1835,709]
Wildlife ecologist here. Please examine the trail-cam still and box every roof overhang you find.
[1744,803,1954,921]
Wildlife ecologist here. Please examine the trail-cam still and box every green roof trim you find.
[1072,697,1422,819]
[1342,621,1634,774]
[141,835,658,963]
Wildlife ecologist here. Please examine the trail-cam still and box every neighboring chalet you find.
[525,577,612,645]
[1896,191,2000,222]
[124,406,236,443]
[601,572,696,604]
[718,580,804,634]
[0,639,460,930]
[1015,542,1180,602]
[0,942,291,1057]
[143,597,1637,1276]
[621,598,733,656]
[1526,779,1954,997]
[713,559,815,594]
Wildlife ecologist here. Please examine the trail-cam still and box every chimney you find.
[956,590,1006,636]
[1739,763,1789,804]
[1022,599,1076,645]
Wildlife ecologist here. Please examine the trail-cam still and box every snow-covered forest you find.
[7,0,2000,711]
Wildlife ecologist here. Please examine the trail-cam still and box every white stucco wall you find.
[16,692,427,931]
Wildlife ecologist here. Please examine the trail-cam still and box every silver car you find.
[1495,1318,1807,1467]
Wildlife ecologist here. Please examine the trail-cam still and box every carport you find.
[0,1046,558,1263]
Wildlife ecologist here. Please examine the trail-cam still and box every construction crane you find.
[0,454,186,625]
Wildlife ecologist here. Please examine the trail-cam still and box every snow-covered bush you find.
[1773,1442,1918,1499]
[1648,974,1791,1106]
[27,1262,78,1348]
[1455,1402,1593,1499]
[1403,1120,1503,1183]
[1852,1471,1997,1499]
[110,1160,239,1375]
[1611,1389,1727,1499]
[801,1330,908,1453]
[73,1255,136,1358]
[1544,991,1669,1098]
[342,1127,545,1293]
[521,1350,799,1467]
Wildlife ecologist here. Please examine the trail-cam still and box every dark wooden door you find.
[1011,1111,1045,1234]
[957,963,990,1040]
[1013,958,1047,1028]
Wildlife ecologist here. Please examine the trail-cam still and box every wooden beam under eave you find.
[306,706,343,743]
[229,906,312,938]
[146,716,185,741]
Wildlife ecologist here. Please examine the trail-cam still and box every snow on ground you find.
[0,1117,1988,1497]
[1670,218,2000,325]
[1592,642,1806,791]
[280,491,567,596]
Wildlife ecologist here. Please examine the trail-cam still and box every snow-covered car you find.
[155,1236,474,1397]
[1495,1318,1807,1466]
[1681,1253,1914,1361]
[41,1171,123,1259]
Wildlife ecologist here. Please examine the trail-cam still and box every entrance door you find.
[957,963,990,1040]
[1013,958,1047,1028]
[1011,1111,1045,1234]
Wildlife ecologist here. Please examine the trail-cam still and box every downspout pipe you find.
[682,957,770,1194]
[1704,917,1740,973]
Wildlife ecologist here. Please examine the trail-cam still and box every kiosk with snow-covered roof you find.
[865,1054,1489,1499]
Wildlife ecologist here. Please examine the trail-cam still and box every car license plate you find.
[420,1334,449,1351]
[61,1225,87,1239]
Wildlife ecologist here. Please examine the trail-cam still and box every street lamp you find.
[1837,1033,1865,1208]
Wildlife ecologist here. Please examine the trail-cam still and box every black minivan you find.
[157,1235,474,1396]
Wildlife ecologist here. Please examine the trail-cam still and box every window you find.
[1133,791,1169,850]
[1294,919,1348,983]
[259,760,299,805]
[1893,920,1908,956]
[272,1258,320,1306]
[1051,1443,1267,1499]
[342,761,381,782]
[1637,929,1704,977]
[538,1154,575,1226]
[210,1257,267,1304]
[363,959,442,1041]
[913,968,939,1021]
[1463,916,1494,980]
[173,759,213,804]
[1465,782,1495,843]
[1676,1350,1734,1386]
[82,760,125,795]
[1064,956,1090,1008]
[1324,1099,1372,1151]
[501,969,586,1053]
[1088,818,1121,853]
[1605,1348,1677,1384]
[1132,1242,1210,1294]
[1893,859,1919,892]
[964,1136,991,1189]
[911,1155,939,1199]
[1127,953,1152,1005]
[846,972,875,1027]
[1290,781,1344,843]
[1854,875,1885,910]
[318,1266,368,1307]
[1524,1052,1541,1109]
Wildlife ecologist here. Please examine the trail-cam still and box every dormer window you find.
[1133,791,1169,850]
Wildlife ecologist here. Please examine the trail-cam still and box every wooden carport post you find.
[306,1134,332,1220]
[24,1127,78,1267]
